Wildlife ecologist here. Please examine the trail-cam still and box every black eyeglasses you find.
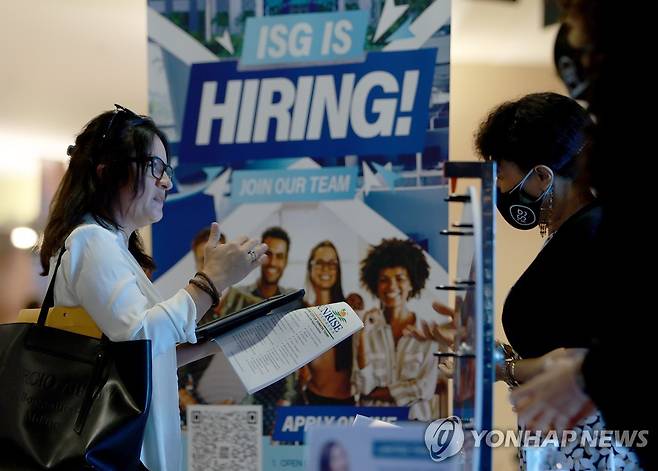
[147,156,174,180]
[130,156,174,181]
[105,104,174,181]
[310,260,339,271]
[101,104,147,142]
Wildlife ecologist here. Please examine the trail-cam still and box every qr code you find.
[187,405,262,471]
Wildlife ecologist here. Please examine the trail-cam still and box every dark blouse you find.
[502,201,603,359]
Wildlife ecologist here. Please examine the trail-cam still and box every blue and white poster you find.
[148,1,451,467]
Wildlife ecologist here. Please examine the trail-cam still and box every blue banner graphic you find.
[231,167,358,203]
[272,406,409,442]
[180,49,435,163]
[242,11,367,67]
[373,440,429,460]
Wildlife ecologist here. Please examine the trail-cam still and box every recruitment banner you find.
[148,1,451,468]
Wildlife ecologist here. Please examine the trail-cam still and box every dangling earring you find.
[539,188,553,238]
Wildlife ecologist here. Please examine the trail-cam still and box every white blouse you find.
[353,307,439,421]
[50,221,197,471]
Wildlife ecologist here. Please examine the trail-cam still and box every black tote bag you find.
[0,248,152,470]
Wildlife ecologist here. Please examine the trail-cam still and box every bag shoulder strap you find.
[37,247,66,327]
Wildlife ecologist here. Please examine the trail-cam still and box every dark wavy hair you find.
[360,238,429,300]
[307,240,350,372]
[475,92,593,179]
[39,108,169,275]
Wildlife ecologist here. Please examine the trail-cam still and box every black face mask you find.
[554,24,590,101]
[497,168,554,230]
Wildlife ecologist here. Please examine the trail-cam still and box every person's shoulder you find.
[219,286,263,317]
[226,286,262,303]
[363,307,387,327]
[364,306,381,317]
[66,223,121,250]
[241,281,260,295]
[399,333,437,352]
[577,201,604,231]
[576,201,603,229]
[58,223,127,275]
[557,201,604,242]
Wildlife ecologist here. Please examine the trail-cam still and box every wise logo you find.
[336,308,348,323]
[319,305,347,333]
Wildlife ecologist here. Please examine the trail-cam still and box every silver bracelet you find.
[495,341,520,386]
[505,359,520,388]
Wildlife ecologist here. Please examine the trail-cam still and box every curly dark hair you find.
[360,238,429,299]
[475,92,592,179]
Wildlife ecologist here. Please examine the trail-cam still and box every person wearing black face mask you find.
[496,165,555,233]
[476,93,643,470]
[481,93,596,244]
[509,2,653,469]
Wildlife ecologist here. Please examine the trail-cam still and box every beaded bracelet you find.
[194,271,220,301]
[189,278,219,308]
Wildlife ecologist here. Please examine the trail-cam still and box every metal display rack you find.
[438,161,496,471]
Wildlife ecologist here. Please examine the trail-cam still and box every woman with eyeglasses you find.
[39,105,269,470]
[299,240,355,405]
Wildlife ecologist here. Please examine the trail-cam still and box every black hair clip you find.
[66,145,77,156]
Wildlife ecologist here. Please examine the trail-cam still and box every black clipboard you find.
[195,288,305,341]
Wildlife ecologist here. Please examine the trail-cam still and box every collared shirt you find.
[243,280,298,299]
[217,281,295,319]
[353,307,439,421]
[51,221,197,471]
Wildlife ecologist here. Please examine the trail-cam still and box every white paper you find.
[352,414,400,428]
[214,302,364,394]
